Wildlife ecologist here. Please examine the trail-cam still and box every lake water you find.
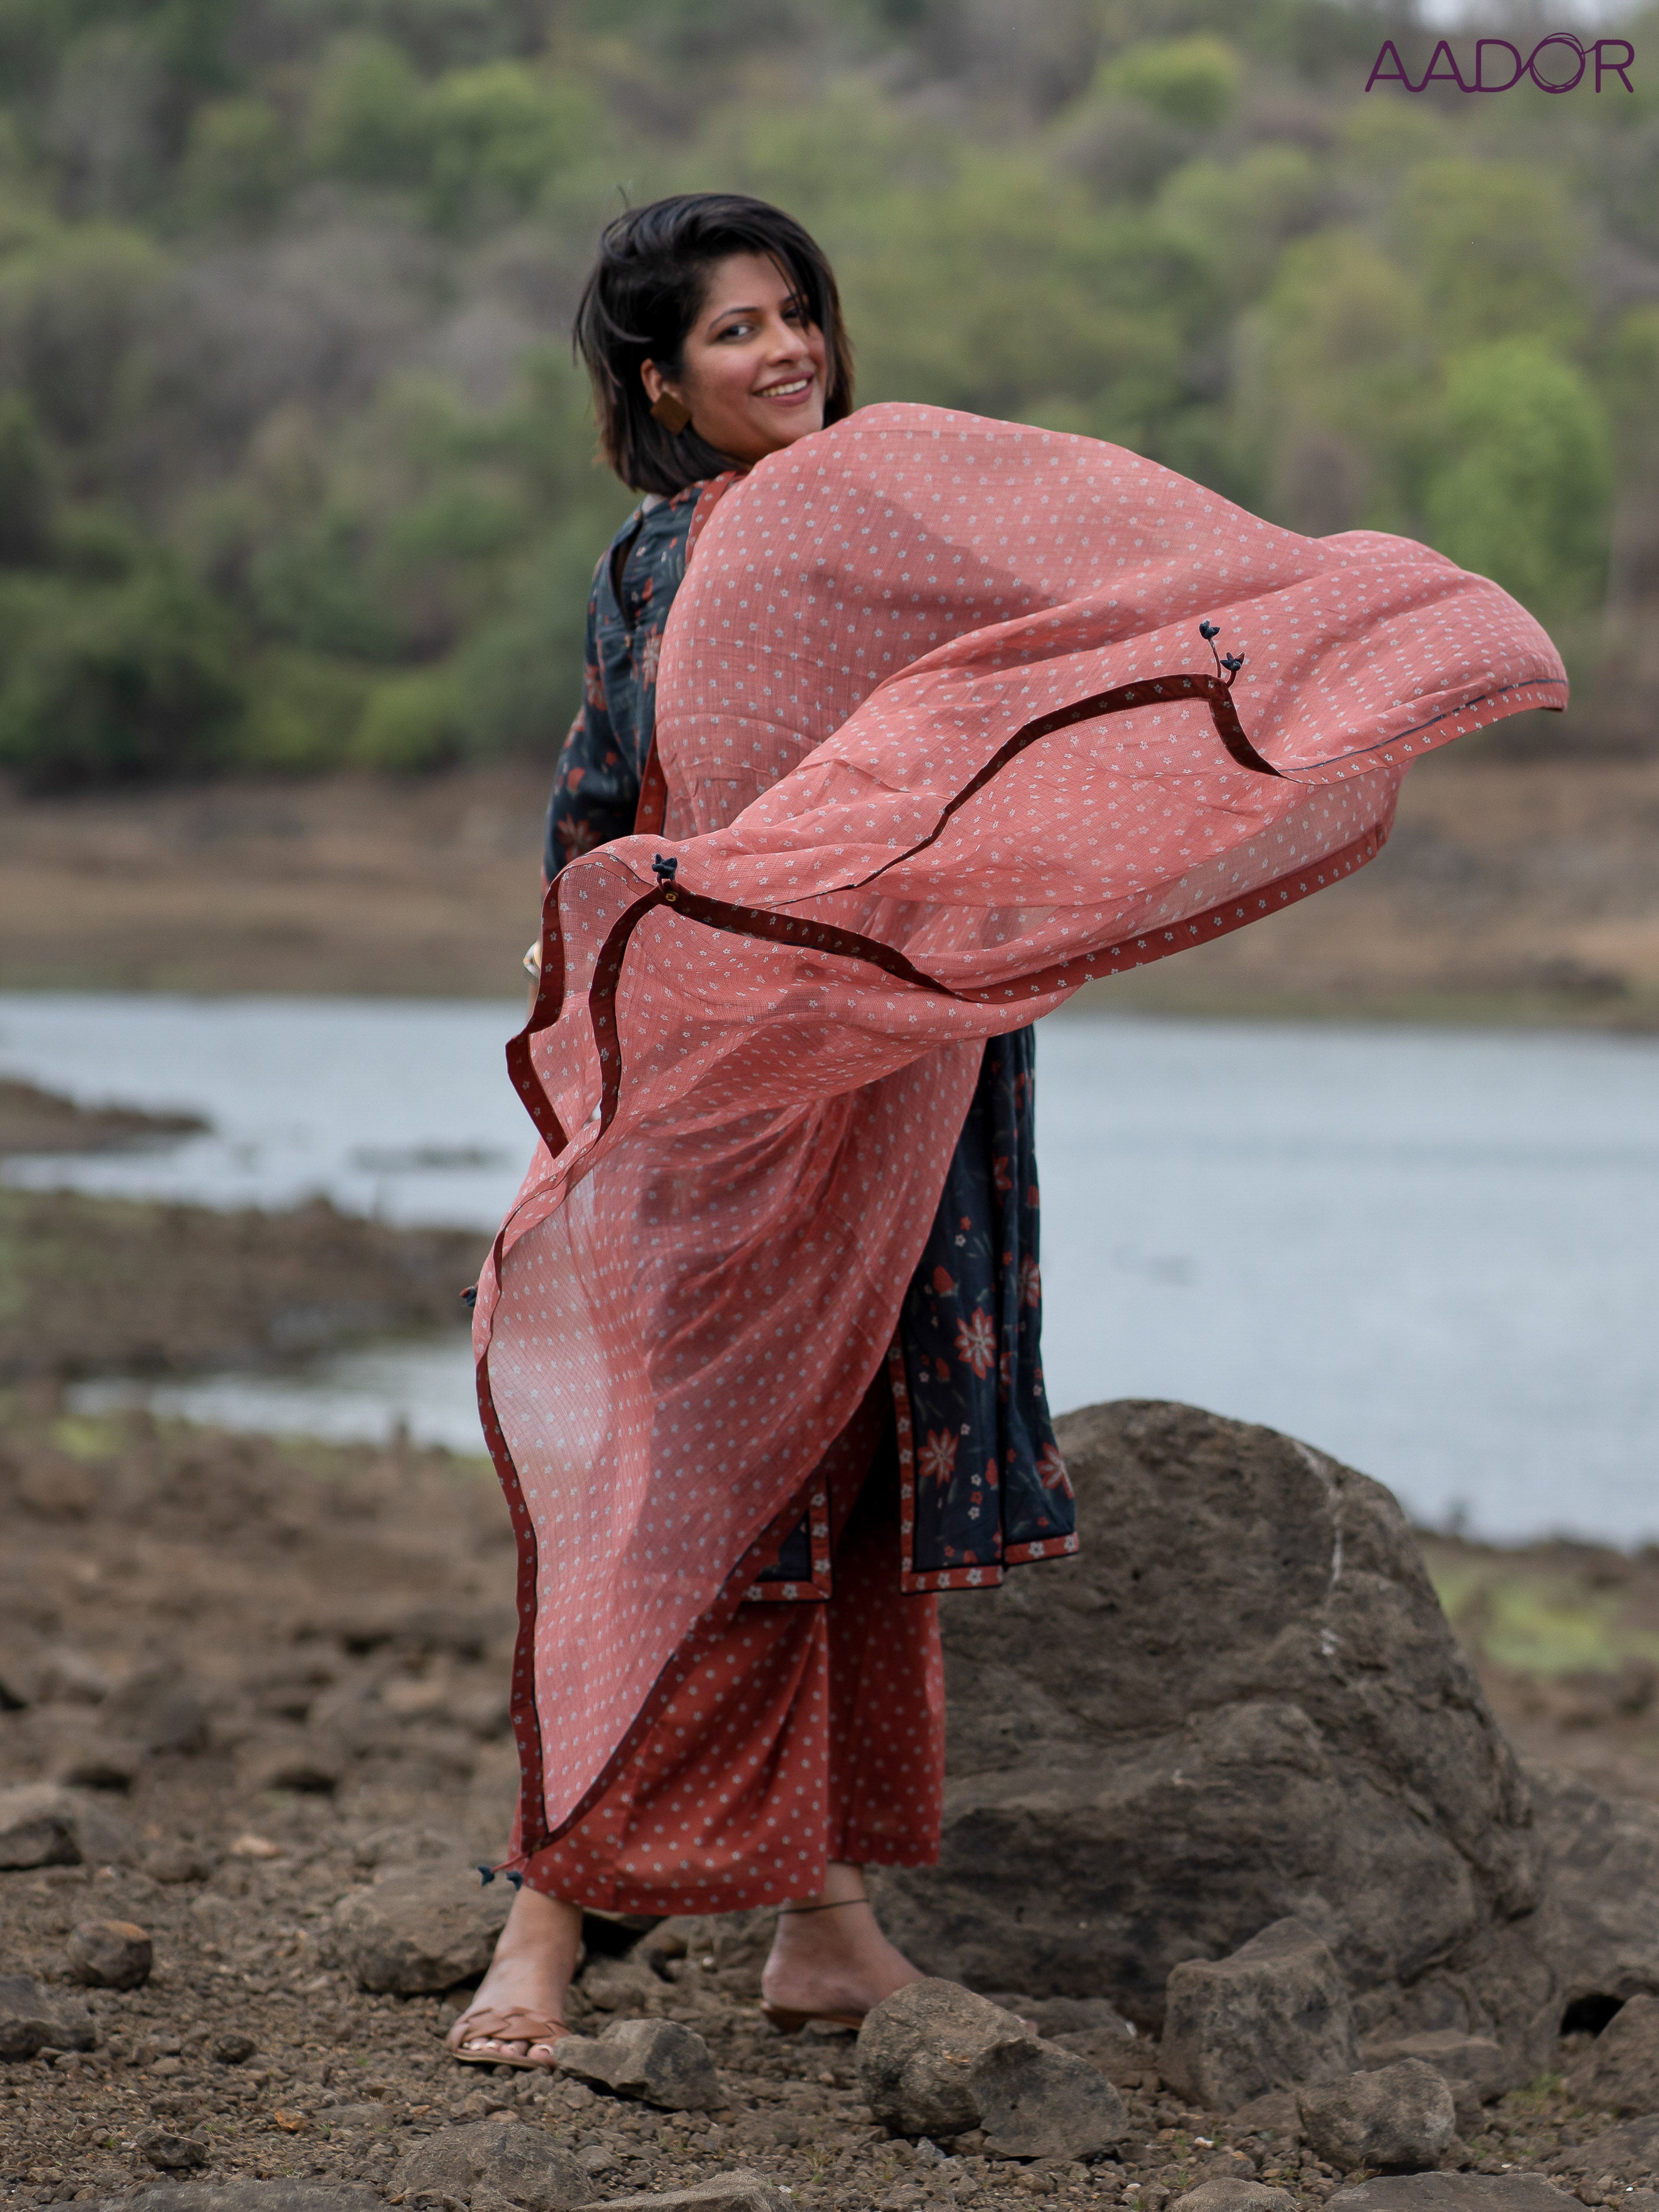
[2,991,1655,1548]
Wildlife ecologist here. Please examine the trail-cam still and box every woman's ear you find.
[642,359,691,436]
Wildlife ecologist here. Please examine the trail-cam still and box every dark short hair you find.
[571,192,855,497]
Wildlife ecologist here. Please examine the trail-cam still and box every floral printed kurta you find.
[544,488,1073,1589]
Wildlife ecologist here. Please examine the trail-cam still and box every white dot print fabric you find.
[475,403,1566,1849]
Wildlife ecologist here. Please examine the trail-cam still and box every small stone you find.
[0,1975,61,2061]
[101,1671,209,1756]
[67,1918,153,1989]
[1568,1995,1659,2115]
[1583,2116,1659,2172]
[332,1865,511,1994]
[1230,2090,1305,2141]
[392,2116,593,2208]
[0,1975,96,2060]
[325,2101,394,2133]
[35,1648,112,1704]
[53,1739,144,1791]
[145,1840,218,1884]
[141,2131,209,2171]
[1327,2177,1580,2212]
[1171,2182,1301,2212]
[1360,2035,1517,2128]
[580,2174,790,2211]
[1298,2061,1456,2173]
[229,1832,283,1858]
[551,2017,720,2111]
[1161,1920,1357,2113]
[350,1823,462,1870]
[579,1956,668,2014]
[237,1733,344,1794]
[213,2031,257,2064]
[856,1979,1126,2158]
[0,1782,129,1869]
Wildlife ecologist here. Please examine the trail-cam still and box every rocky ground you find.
[4,1398,1659,2212]
[6,1078,1659,2212]
[1,747,1657,1027]
[0,1083,486,1383]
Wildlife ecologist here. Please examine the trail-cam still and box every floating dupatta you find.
[476,403,1565,1860]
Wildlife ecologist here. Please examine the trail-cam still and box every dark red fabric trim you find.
[475,1235,551,1859]
[633,744,669,839]
[507,887,570,1158]
[847,668,1272,896]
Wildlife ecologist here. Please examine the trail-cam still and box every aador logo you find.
[1365,35,1635,93]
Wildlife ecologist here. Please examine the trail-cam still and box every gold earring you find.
[650,391,691,435]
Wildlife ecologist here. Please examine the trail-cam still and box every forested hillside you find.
[0,0,1654,791]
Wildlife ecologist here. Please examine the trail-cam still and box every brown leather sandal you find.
[447,2005,571,2070]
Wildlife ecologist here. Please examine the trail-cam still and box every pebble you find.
[66,1916,154,1989]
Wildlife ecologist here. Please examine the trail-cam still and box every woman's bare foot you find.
[446,1884,583,2067]
[760,1862,925,2024]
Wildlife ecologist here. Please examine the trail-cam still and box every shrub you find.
[348,668,462,772]
[1097,37,1240,129]
[1424,343,1611,622]
[236,650,374,774]
[0,566,243,789]
[179,96,293,223]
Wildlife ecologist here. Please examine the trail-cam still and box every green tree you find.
[179,96,293,223]
[1393,158,1590,355]
[1237,227,1438,535]
[0,223,169,444]
[0,388,54,563]
[305,34,429,188]
[1096,35,1240,128]
[1423,343,1611,621]
[421,61,602,229]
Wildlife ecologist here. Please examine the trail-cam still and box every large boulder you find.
[870,1402,1551,2066]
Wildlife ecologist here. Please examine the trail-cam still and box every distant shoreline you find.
[2,751,1656,1026]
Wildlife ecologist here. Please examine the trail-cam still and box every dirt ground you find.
[2,1394,1658,2212]
[2,746,1658,1027]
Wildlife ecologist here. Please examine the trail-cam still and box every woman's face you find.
[643,251,828,467]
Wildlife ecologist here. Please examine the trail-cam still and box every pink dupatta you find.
[476,404,1565,1858]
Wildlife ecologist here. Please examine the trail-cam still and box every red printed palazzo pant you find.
[521,1391,946,1915]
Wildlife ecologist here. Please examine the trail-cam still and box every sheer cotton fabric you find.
[477,403,1565,1852]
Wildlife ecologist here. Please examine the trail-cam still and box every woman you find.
[449,192,1070,2069]
[455,195,1565,2073]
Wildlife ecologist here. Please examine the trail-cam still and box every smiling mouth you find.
[755,375,814,400]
